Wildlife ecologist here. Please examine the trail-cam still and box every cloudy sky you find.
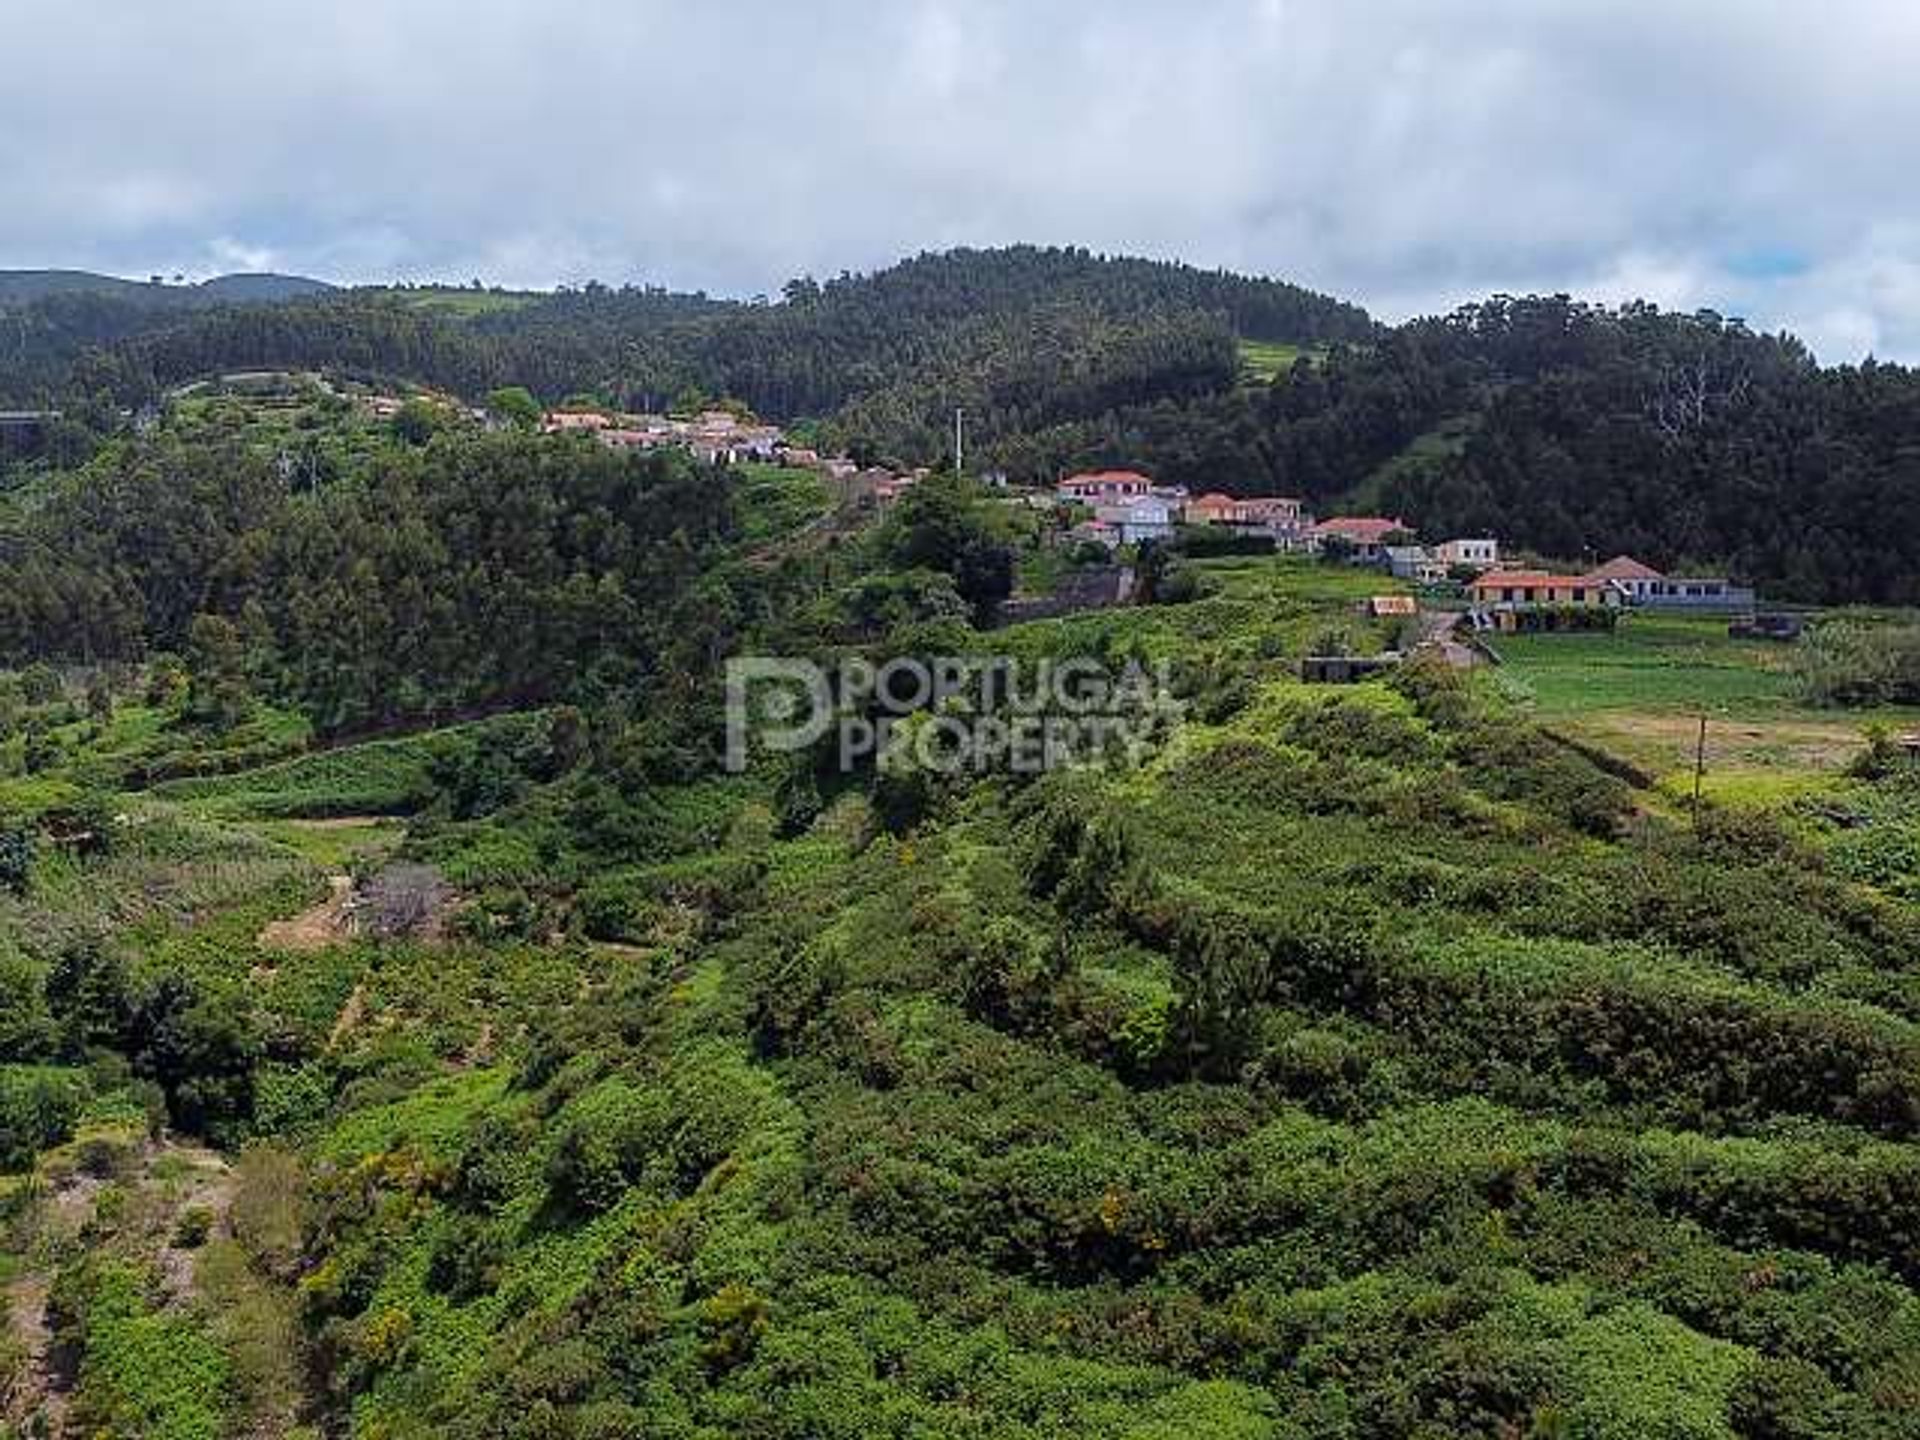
[6,1,1919,360]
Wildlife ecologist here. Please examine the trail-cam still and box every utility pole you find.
[1691,712,1708,836]
[953,407,964,478]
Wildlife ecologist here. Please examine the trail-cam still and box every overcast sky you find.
[5,1,1919,361]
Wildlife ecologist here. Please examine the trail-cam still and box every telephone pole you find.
[1692,712,1708,836]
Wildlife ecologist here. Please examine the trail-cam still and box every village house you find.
[1094,495,1176,545]
[543,410,612,433]
[1586,555,1663,602]
[598,428,675,451]
[1057,469,1155,506]
[1186,492,1239,525]
[1181,492,1309,531]
[1309,516,1412,563]
[1232,496,1307,530]
[1587,555,1756,610]
[1467,569,1628,609]
[1433,537,1500,571]
[1385,545,1449,583]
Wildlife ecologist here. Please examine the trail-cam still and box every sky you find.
[5,1,1920,362]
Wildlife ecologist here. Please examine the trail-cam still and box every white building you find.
[1385,545,1448,583]
[1433,538,1500,571]
[1094,496,1176,545]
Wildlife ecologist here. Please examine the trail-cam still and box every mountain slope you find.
[0,268,334,307]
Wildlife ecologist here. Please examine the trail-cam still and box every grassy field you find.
[1492,614,1800,716]
[1196,553,1409,605]
[363,285,539,319]
[1236,338,1323,382]
[1492,612,1917,790]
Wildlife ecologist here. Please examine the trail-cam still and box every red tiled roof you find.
[1472,569,1622,591]
[1312,516,1406,540]
[1471,570,1564,588]
[1589,555,1664,581]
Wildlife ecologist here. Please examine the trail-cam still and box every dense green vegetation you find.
[5,248,1920,1438]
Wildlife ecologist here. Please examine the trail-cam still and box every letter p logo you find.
[724,657,832,773]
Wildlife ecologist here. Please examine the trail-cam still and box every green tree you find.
[184,613,252,731]
[486,386,543,429]
[391,397,442,446]
[878,476,1016,622]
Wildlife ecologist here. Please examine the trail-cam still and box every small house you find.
[1058,470,1155,506]
[1433,538,1500,571]
[1094,496,1175,545]
[1385,546,1448,583]
[1309,516,1411,562]
[1467,570,1627,609]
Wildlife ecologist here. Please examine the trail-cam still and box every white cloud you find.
[0,0,1916,358]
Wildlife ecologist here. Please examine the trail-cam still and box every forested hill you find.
[6,246,1373,422]
[0,268,334,307]
[6,250,1920,602]
[969,293,1920,605]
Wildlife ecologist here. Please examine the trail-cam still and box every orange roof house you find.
[1186,492,1239,524]
[1467,570,1626,607]
[1585,555,1665,600]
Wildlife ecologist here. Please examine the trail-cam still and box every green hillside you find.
[2,376,1919,1433]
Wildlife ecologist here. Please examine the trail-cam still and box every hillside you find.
[2,384,1919,1434]
[0,269,333,306]
[5,250,1916,604]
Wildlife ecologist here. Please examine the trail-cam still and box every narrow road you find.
[1414,609,1480,668]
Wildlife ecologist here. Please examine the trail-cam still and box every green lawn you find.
[1492,612,1919,790]
[1493,614,1799,717]
[1196,554,1409,606]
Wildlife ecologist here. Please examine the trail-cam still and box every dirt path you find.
[150,1145,236,1308]
[3,1136,238,1432]
[328,982,368,1050]
[4,1271,67,1434]
[257,874,354,951]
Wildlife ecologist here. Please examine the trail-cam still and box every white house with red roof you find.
[1586,555,1664,602]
